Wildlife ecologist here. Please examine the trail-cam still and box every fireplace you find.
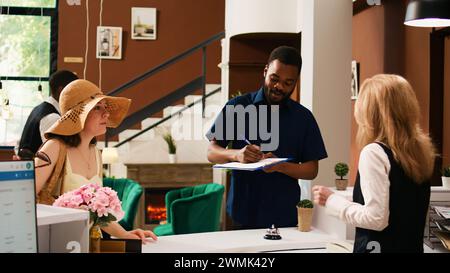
[145,188,180,225]
[126,163,214,229]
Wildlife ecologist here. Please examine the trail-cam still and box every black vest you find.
[352,143,430,253]
[19,101,59,156]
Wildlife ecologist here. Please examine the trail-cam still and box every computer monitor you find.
[0,160,37,253]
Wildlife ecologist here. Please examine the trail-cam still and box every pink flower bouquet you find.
[53,184,124,227]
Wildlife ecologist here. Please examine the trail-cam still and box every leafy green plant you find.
[230,90,243,99]
[335,162,349,179]
[163,133,177,154]
[443,166,450,177]
[297,199,313,208]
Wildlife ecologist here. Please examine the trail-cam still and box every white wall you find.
[225,0,300,39]
[222,0,353,188]
[301,0,353,187]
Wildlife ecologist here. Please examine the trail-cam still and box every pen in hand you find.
[239,136,263,162]
[243,138,252,146]
[241,136,275,160]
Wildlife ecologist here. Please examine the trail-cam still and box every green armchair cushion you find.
[103,178,143,231]
[154,183,224,236]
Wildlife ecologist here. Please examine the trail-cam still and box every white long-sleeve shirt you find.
[39,97,61,142]
[325,143,391,231]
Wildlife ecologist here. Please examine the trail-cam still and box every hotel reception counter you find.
[142,227,341,253]
[142,186,450,253]
[34,187,449,253]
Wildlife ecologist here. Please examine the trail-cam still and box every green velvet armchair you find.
[103,178,143,231]
[153,183,225,236]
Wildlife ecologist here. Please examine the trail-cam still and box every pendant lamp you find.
[405,0,450,27]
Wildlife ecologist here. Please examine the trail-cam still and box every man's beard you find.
[263,85,293,105]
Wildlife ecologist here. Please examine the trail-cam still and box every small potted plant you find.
[163,132,177,163]
[442,166,450,189]
[297,199,314,232]
[335,162,349,190]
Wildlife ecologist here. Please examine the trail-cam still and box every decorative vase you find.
[297,207,313,232]
[89,225,102,253]
[442,177,450,189]
[169,154,177,164]
[335,179,348,191]
[134,26,146,36]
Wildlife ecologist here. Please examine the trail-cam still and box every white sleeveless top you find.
[62,146,103,193]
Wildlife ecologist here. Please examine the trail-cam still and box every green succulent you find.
[163,133,176,154]
[230,90,243,99]
[297,199,313,208]
[443,166,450,177]
[335,162,349,179]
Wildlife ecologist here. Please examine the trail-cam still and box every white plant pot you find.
[442,177,450,189]
[168,154,177,164]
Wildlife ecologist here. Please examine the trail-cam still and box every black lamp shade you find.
[405,0,450,27]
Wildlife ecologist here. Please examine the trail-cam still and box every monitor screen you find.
[0,161,37,253]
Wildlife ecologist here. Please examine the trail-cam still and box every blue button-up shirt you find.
[206,88,327,228]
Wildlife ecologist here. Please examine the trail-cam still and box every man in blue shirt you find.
[206,46,328,229]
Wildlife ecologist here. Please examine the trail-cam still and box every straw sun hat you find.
[44,79,131,138]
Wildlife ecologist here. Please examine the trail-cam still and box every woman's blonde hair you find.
[355,74,435,183]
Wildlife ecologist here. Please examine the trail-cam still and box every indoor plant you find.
[297,199,314,232]
[335,162,349,190]
[163,132,177,163]
[442,166,450,189]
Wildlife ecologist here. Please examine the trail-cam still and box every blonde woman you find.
[313,74,435,253]
[34,79,157,243]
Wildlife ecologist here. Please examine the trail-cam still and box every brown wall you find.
[404,27,431,133]
[350,1,449,184]
[57,0,224,120]
[229,33,301,101]
[350,6,385,184]
[444,39,450,168]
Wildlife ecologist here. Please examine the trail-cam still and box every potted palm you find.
[442,166,450,189]
[335,162,349,190]
[163,133,177,163]
[297,199,314,232]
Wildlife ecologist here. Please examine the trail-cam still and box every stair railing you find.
[105,31,225,147]
[114,86,221,148]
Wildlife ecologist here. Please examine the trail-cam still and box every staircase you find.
[93,32,225,179]
[98,83,223,178]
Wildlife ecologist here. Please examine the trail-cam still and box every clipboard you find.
[213,158,292,171]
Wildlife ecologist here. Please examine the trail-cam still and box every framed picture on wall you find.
[96,26,122,60]
[131,7,157,40]
[351,60,360,100]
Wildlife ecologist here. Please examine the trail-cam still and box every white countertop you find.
[36,204,89,226]
[143,227,341,253]
[33,186,449,253]
[140,185,450,253]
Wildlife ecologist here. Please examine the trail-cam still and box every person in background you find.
[34,79,157,242]
[206,46,328,229]
[17,70,78,159]
[313,74,435,253]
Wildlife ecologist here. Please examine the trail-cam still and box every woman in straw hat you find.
[312,74,435,253]
[34,79,157,242]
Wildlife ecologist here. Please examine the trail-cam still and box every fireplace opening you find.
[145,188,179,225]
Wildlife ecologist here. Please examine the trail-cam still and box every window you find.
[0,1,57,146]
[1,0,56,8]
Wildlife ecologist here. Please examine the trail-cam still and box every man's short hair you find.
[268,46,302,72]
[49,70,78,98]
